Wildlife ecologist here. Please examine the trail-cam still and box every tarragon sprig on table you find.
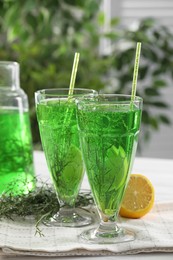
[0,179,93,236]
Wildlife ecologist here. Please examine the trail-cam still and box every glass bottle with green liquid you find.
[0,61,36,195]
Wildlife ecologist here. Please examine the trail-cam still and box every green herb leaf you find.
[0,179,94,236]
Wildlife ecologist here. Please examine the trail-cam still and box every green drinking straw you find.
[68,52,80,99]
[63,53,80,133]
[131,42,141,102]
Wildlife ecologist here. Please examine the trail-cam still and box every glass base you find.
[79,222,135,244]
[43,207,92,227]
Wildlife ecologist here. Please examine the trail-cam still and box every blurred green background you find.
[0,0,172,148]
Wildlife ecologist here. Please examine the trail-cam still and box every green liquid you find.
[77,104,142,218]
[0,108,35,195]
[37,99,84,206]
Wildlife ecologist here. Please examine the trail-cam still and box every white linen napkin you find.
[0,201,173,256]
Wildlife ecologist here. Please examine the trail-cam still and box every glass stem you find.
[94,220,121,238]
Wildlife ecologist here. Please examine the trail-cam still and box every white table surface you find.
[1,151,173,260]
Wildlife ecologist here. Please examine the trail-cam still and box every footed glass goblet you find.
[35,88,96,227]
[77,94,143,242]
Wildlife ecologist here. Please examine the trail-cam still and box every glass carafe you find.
[0,61,36,195]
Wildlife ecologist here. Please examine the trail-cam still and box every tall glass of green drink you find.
[35,88,96,227]
[77,94,143,243]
